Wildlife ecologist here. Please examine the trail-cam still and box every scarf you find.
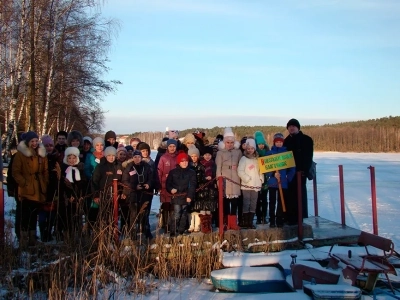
[93,151,104,160]
[65,166,81,183]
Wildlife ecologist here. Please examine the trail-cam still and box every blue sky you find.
[100,0,400,134]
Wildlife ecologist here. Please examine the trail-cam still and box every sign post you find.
[258,151,295,213]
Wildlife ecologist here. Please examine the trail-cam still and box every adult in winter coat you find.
[215,127,242,230]
[104,130,119,149]
[91,146,123,231]
[265,133,296,227]
[154,137,168,171]
[121,150,154,239]
[237,138,264,229]
[38,134,59,242]
[166,151,197,236]
[157,139,178,231]
[12,131,49,248]
[58,147,87,240]
[283,118,314,224]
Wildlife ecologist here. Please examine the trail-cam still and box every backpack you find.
[307,160,316,181]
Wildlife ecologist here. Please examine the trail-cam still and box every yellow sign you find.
[258,151,295,174]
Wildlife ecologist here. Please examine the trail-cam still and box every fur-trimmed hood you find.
[218,140,240,151]
[17,140,46,158]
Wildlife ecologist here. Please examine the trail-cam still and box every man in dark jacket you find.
[283,118,314,225]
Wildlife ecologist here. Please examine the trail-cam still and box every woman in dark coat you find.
[121,150,154,239]
[58,147,87,240]
[91,146,123,233]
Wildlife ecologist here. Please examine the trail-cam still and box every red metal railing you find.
[368,166,378,235]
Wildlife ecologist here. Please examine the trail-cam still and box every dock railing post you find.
[297,171,303,240]
[113,179,119,244]
[218,176,224,238]
[368,166,378,235]
[339,165,345,226]
[313,166,318,217]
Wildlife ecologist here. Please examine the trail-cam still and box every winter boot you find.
[19,231,29,250]
[241,213,249,229]
[248,213,256,229]
[29,230,37,247]
[199,214,212,234]
[39,221,48,242]
[227,215,240,230]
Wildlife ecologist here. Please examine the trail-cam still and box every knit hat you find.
[223,127,235,141]
[132,150,142,157]
[41,134,54,146]
[93,137,105,146]
[23,131,39,143]
[104,146,117,156]
[138,142,151,152]
[183,133,196,145]
[254,131,266,145]
[125,145,134,152]
[64,147,80,164]
[105,130,117,141]
[117,145,127,154]
[176,150,189,164]
[273,133,285,143]
[187,145,200,157]
[83,136,93,145]
[202,146,214,156]
[240,136,248,146]
[67,130,83,146]
[193,130,205,140]
[286,118,300,130]
[246,138,257,149]
[167,139,177,147]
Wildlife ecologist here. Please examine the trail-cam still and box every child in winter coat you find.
[188,146,205,232]
[215,128,242,230]
[237,138,264,229]
[254,131,270,225]
[200,146,218,228]
[265,133,295,228]
[166,151,197,236]
[59,147,87,240]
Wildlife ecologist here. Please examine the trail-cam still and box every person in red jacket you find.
[157,139,178,233]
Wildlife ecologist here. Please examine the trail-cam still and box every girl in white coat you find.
[237,138,264,229]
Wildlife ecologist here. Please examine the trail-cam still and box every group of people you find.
[6,117,313,245]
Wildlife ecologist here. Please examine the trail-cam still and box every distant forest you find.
[129,116,400,153]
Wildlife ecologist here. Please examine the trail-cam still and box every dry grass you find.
[0,195,224,299]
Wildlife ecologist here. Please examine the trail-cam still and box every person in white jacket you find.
[237,138,264,229]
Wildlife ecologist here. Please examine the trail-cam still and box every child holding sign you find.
[265,133,296,228]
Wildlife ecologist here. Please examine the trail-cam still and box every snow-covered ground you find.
[2,151,400,299]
